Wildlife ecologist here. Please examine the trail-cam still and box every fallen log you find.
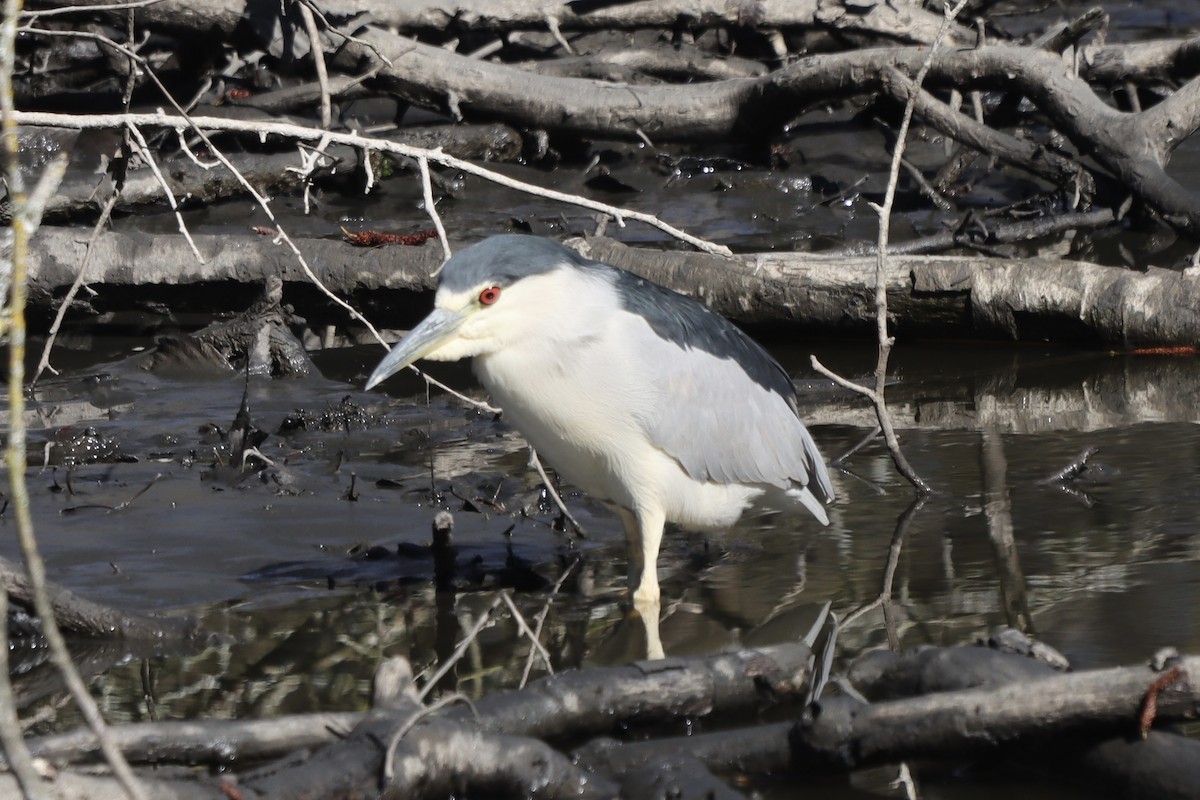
[825,647,1200,796]
[240,643,811,797]
[37,0,974,46]
[535,646,1200,799]
[26,231,1200,346]
[794,658,1200,769]
[13,641,1200,799]
[577,238,1200,346]
[13,712,361,769]
[10,643,810,799]
[0,555,196,643]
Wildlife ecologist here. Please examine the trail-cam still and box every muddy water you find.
[10,335,1200,767]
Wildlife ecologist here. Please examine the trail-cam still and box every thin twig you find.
[417,595,504,701]
[21,0,166,18]
[520,559,577,688]
[528,447,584,535]
[1040,446,1099,484]
[0,5,146,798]
[899,156,952,211]
[499,591,554,676]
[110,472,162,512]
[811,1,971,495]
[832,425,882,466]
[418,154,452,266]
[891,762,920,800]
[33,16,133,386]
[0,585,36,797]
[544,14,574,54]
[842,494,927,633]
[380,693,475,784]
[295,1,332,129]
[284,132,333,214]
[865,0,971,493]
[12,110,732,257]
[295,0,395,68]
[126,121,203,261]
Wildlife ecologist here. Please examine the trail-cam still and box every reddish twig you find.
[341,227,439,247]
[1138,664,1187,738]
[1124,345,1199,356]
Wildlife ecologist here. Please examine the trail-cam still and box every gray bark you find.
[26,230,1200,348]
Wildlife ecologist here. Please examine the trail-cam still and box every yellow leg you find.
[632,594,664,660]
[631,506,665,607]
[616,505,666,659]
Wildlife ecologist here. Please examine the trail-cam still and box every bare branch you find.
[418,154,452,266]
[13,109,731,257]
[295,0,332,129]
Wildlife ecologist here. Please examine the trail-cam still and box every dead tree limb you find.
[847,646,1200,800]
[0,644,810,798]
[29,0,975,44]
[794,651,1200,772]
[232,642,813,797]
[13,642,1200,799]
[16,26,1200,232]
[17,712,360,768]
[877,66,1093,196]
[22,231,1200,347]
[0,556,198,642]
[576,238,1200,346]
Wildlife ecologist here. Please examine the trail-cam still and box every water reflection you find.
[6,343,1200,733]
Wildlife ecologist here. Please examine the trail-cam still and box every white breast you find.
[471,269,765,529]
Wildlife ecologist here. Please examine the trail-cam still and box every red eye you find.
[479,286,502,305]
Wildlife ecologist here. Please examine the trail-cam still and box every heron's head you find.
[365,235,597,390]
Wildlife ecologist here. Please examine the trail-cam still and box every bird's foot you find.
[627,567,660,607]
[627,593,664,660]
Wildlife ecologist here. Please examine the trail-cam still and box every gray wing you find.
[624,299,834,504]
[639,342,833,502]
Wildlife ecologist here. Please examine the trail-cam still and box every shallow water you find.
[9,337,1200,756]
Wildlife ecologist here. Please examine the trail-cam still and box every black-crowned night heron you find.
[366,235,834,607]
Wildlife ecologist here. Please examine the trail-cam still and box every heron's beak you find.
[364,308,468,390]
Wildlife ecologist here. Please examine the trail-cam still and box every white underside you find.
[476,322,773,533]
[458,267,830,605]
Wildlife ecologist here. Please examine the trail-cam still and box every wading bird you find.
[366,235,834,608]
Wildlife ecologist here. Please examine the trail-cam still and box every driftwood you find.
[843,645,1200,799]
[26,230,1200,347]
[41,0,976,47]
[576,238,1200,345]
[9,643,812,799]
[133,275,315,378]
[25,227,438,309]
[523,49,767,83]
[39,124,524,222]
[10,0,1200,261]
[42,4,1198,233]
[0,555,195,642]
[13,639,1200,799]
[44,147,350,223]
[6,0,1198,300]
[322,0,974,40]
[13,712,362,769]
[570,648,1199,799]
